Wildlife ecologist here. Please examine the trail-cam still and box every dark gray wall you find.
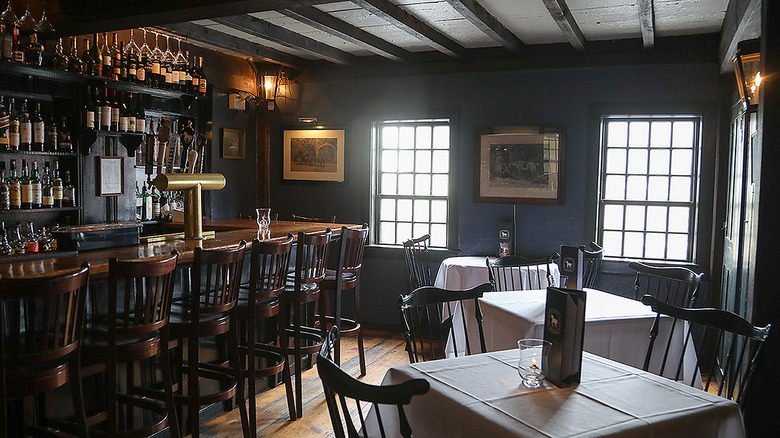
[268,63,720,327]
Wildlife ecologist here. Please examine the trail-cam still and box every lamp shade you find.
[260,65,281,110]
[733,39,761,109]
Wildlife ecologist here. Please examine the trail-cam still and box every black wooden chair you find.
[399,283,493,363]
[629,261,703,307]
[317,326,429,438]
[579,242,603,289]
[402,234,433,293]
[640,295,771,409]
[487,253,560,291]
[0,264,91,438]
[291,214,336,223]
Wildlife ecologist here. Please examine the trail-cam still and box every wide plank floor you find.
[196,330,409,437]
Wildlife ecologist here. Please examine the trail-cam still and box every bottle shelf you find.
[81,129,144,156]
[0,149,79,157]
[1,207,80,214]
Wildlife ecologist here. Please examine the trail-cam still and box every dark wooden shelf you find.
[0,149,79,157]
[81,129,144,156]
[1,207,80,214]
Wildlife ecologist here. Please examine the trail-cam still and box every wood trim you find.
[718,0,761,73]
[541,0,587,53]
[443,0,525,55]
[638,0,655,50]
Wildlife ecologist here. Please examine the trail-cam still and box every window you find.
[597,116,701,262]
[371,118,451,248]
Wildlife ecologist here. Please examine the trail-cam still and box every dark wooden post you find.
[256,107,271,207]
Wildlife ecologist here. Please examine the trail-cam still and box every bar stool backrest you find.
[336,225,368,276]
[295,230,332,288]
[108,252,179,339]
[249,235,294,302]
[193,242,247,315]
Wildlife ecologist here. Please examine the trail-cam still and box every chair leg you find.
[293,300,303,418]
[334,285,342,365]
[353,283,366,377]
[279,308,297,421]
[188,328,199,438]
[247,314,257,434]
[161,327,181,438]
[106,353,118,435]
[70,353,90,438]
[228,323,251,438]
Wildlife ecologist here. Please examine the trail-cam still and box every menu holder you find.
[560,245,584,289]
[543,286,586,388]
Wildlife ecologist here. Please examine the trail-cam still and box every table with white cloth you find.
[365,349,744,438]
[434,256,561,290]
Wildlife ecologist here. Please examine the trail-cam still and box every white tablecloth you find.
[434,256,561,290]
[448,288,699,385]
[365,350,744,438]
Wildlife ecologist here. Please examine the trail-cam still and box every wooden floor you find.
[196,330,408,437]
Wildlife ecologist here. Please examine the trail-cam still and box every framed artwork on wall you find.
[477,126,564,204]
[222,128,245,159]
[283,128,345,182]
[97,156,125,196]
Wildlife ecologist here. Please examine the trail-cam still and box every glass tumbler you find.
[517,339,551,388]
[256,208,271,230]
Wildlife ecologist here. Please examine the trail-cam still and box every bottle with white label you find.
[31,161,42,208]
[100,86,111,131]
[32,102,44,151]
[19,99,31,151]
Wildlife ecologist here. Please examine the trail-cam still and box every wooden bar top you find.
[0,220,360,280]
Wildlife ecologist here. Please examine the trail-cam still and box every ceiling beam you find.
[161,22,307,68]
[442,0,524,55]
[541,0,586,53]
[719,0,761,73]
[638,0,655,50]
[212,15,355,65]
[50,0,332,35]
[352,0,469,60]
[280,7,412,62]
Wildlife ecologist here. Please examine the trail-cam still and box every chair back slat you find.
[402,234,432,293]
[317,326,429,438]
[296,230,332,287]
[579,242,604,289]
[193,242,247,315]
[487,254,559,291]
[629,262,703,307]
[640,294,771,410]
[249,236,294,303]
[338,226,368,275]
[399,283,492,363]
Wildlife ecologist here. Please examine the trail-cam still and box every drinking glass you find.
[517,339,551,388]
[256,208,271,230]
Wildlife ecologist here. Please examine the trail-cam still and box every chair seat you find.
[4,362,70,398]
[168,304,232,336]
[322,269,357,288]
[82,329,163,364]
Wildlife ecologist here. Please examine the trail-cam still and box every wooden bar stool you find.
[287,230,331,418]
[233,235,296,431]
[168,242,250,438]
[318,225,368,375]
[0,264,91,438]
[82,252,181,438]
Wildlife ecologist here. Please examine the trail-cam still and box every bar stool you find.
[287,230,331,418]
[233,235,296,430]
[318,225,368,375]
[0,264,91,438]
[168,242,250,438]
[82,251,180,438]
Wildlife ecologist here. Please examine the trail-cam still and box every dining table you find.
[365,349,744,438]
[435,256,561,290]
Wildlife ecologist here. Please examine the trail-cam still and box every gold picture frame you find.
[222,128,245,159]
[283,128,345,182]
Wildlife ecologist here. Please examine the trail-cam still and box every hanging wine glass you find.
[34,1,55,34]
[16,1,36,32]
[174,38,186,66]
[163,34,173,64]
[151,31,163,60]
[0,1,18,30]
[139,28,152,59]
[124,27,139,56]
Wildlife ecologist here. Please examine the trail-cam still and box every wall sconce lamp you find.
[734,39,761,110]
[260,64,281,111]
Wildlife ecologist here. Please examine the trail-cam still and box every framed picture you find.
[283,128,345,182]
[97,156,124,196]
[222,128,245,159]
[477,127,564,204]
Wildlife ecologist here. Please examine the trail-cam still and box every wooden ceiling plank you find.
[638,0,655,50]
[719,0,761,73]
[281,7,412,62]
[541,0,587,53]
[443,0,524,55]
[161,22,308,69]
[212,15,354,65]
[352,0,469,59]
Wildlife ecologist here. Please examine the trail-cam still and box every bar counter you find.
[0,219,359,280]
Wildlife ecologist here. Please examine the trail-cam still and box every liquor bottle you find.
[0,162,9,211]
[11,22,22,62]
[10,225,24,254]
[151,33,162,87]
[190,54,199,94]
[0,23,11,60]
[182,50,192,92]
[38,226,53,251]
[44,111,57,151]
[0,96,8,150]
[7,97,18,150]
[162,35,173,89]
[112,33,121,81]
[31,161,41,208]
[57,117,72,152]
[198,57,207,94]
[126,93,136,133]
[81,38,94,75]
[19,99,31,151]
[119,91,129,132]
[41,161,53,208]
[63,170,75,207]
[135,95,145,134]
[52,160,63,207]
[100,86,111,131]
[90,33,103,77]
[138,28,151,85]
[110,89,120,131]
[31,102,44,151]
[147,121,157,166]
[142,183,152,220]
[135,183,142,220]
[119,42,128,81]
[52,37,68,71]
[101,32,112,79]
[83,85,96,129]
[67,36,82,73]
[152,185,161,218]
[0,222,12,256]
[125,33,138,83]
[8,159,20,209]
[24,30,43,66]
[20,159,31,209]
[160,192,170,221]
[24,221,38,252]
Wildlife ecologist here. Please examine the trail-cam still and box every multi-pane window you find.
[598,116,701,262]
[372,119,450,248]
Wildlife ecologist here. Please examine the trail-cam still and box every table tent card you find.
[560,245,584,289]
[544,287,586,387]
